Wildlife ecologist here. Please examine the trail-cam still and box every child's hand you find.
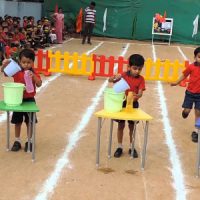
[114,73,122,80]
[25,70,33,78]
[2,59,10,68]
[170,82,177,86]
[133,92,139,100]
[1,59,10,72]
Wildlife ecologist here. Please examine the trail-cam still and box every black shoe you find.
[82,40,85,44]
[191,131,198,143]
[128,148,138,158]
[24,142,32,152]
[87,41,92,45]
[11,141,21,152]
[114,148,123,158]
[182,111,189,119]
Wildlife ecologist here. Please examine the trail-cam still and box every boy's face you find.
[19,56,34,70]
[129,65,143,77]
[90,5,95,9]
[195,52,200,64]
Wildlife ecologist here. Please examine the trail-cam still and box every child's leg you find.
[128,121,138,158]
[114,121,125,158]
[192,109,200,143]
[117,121,125,144]
[15,123,22,138]
[128,122,134,144]
[182,108,191,118]
[24,118,33,152]
[182,91,193,118]
[11,123,22,151]
[195,109,200,121]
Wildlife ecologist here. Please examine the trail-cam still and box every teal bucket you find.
[104,88,125,112]
[2,82,25,106]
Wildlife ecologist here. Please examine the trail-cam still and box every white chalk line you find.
[34,43,130,200]
[152,45,187,200]
[177,46,189,61]
[72,37,196,49]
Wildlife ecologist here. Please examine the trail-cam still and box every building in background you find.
[0,0,44,22]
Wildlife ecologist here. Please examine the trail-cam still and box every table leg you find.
[196,128,200,177]
[32,113,36,161]
[96,117,102,167]
[141,121,149,170]
[131,122,137,158]
[27,113,32,153]
[6,111,10,151]
[108,119,113,158]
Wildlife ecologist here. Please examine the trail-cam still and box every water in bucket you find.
[113,78,130,93]
[2,82,25,106]
[3,59,21,77]
[104,88,125,112]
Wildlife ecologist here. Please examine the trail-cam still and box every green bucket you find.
[2,82,25,106]
[104,88,125,112]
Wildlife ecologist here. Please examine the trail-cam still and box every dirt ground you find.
[0,37,200,200]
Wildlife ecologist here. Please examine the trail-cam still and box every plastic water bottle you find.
[24,70,34,93]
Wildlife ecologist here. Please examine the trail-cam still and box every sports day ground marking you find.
[0,40,191,200]
[152,45,187,200]
[34,43,130,200]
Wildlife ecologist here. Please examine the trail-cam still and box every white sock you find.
[195,128,199,133]
[27,138,32,142]
[118,143,123,149]
[15,137,21,143]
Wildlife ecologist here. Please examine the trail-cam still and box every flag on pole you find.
[54,4,58,13]
[103,8,107,32]
[192,14,199,37]
[76,8,83,33]
[163,11,167,19]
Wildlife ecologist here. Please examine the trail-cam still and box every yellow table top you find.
[95,108,153,121]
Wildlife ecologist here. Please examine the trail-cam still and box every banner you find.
[76,8,83,33]
[192,14,199,38]
[103,8,107,32]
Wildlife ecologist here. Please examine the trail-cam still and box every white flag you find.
[192,14,199,37]
[103,8,107,32]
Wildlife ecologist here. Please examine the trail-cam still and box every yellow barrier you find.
[47,51,186,82]
[48,50,94,76]
[143,58,185,82]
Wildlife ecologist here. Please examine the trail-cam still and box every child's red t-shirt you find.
[13,70,41,99]
[121,71,145,96]
[183,63,200,93]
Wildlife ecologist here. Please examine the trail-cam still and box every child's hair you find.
[194,47,200,57]
[19,48,35,62]
[129,54,145,68]
[91,1,96,6]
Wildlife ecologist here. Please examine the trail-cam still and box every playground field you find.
[0,37,199,200]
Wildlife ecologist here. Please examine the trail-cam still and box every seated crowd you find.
[0,15,67,64]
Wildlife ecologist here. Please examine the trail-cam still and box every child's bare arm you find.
[133,89,143,101]
[108,73,122,82]
[170,74,186,86]
[29,71,42,87]
[33,74,42,87]
[1,59,10,73]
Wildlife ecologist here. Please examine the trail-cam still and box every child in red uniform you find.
[1,49,42,151]
[171,47,200,143]
[108,54,145,158]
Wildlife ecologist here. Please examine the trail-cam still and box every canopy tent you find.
[44,0,200,44]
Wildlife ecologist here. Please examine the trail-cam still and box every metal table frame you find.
[196,129,200,177]
[95,108,152,169]
[0,101,39,161]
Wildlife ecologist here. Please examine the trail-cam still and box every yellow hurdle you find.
[47,51,186,81]
[48,50,94,76]
[144,58,186,82]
